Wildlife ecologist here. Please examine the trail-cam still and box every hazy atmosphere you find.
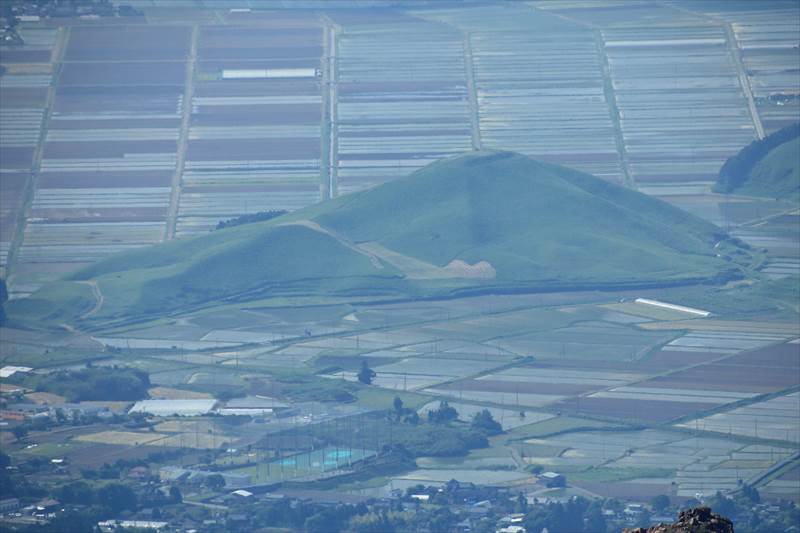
[0,1,798,532]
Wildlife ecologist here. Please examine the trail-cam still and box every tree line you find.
[215,209,288,230]
[714,122,799,194]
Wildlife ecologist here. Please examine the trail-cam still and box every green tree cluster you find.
[427,401,458,424]
[23,367,150,402]
[715,122,799,194]
[216,209,287,230]
[470,409,503,435]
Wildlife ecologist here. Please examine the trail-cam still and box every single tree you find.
[169,485,182,503]
[392,396,404,420]
[205,473,225,491]
[11,425,27,442]
[97,483,137,514]
[0,277,7,325]
[650,494,670,513]
[357,360,376,385]
[471,409,503,435]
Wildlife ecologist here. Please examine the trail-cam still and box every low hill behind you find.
[714,123,799,201]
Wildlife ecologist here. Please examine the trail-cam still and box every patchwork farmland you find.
[3,1,798,294]
[178,21,326,237]
[0,0,798,519]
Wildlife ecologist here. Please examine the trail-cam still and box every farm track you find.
[165,24,199,241]
[78,280,104,319]
[282,220,383,270]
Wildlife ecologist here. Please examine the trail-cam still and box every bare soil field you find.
[38,171,174,189]
[0,147,35,169]
[187,138,319,160]
[43,140,177,159]
[192,104,321,125]
[0,50,52,63]
[65,26,190,61]
[30,207,167,222]
[60,62,186,86]
[0,87,48,106]
[643,343,799,394]
[200,27,322,49]
[639,349,725,370]
[49,118,181,130]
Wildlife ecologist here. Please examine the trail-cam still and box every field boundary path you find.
[525,4,635,188]
[463,33,482,151]
[6,26,70,280]
[593,30,635,189]
[723,22,765,140]
[165,24,199,240]
[320,15,339,199]
[663,2,765,140]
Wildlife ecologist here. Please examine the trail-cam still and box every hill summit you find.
[13,151,750,322]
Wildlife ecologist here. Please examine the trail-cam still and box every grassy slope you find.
[736,137,800,201]
[89,224,406,319]
[9,152,750,324]
[316,152,729,283]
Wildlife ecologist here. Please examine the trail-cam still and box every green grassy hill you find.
[9,151,753,324]
[714,123,799,201]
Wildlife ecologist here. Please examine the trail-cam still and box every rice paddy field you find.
[522,427,796,498]
[677,391,800,444]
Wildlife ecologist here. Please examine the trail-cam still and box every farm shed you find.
[128,399,217,417]
[538,471,566,488]
[221,68,319,79]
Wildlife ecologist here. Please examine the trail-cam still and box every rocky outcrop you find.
[624,507,734,533]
